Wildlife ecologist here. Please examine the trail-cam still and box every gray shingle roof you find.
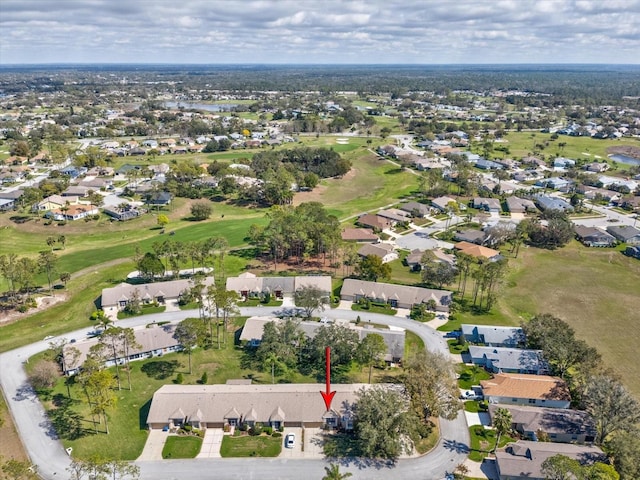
[469,346,546,372]
[496,440,604,480]
[489,404,595,437]
[101,277,215,308]
[146,383,377,427]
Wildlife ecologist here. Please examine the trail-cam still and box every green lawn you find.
[162,435,202,459]
[447,339,469,355]
[220,434,282,457]
[351,303,397,316]
[457,365,492,390]
[468,425,514,462]
[480,131,640,168]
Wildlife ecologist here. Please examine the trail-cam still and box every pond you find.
[609,154,640,166]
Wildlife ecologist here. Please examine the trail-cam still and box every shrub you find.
[262,426,273,435]
[272,431,282,438]
[248,426,261,436]
[278,426,284,432]
[183,424,192,432]
[262,292,271,304]
[239,423,248,432]
[200,372,208,384]
[175,373,184,384]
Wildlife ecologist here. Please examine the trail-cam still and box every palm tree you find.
[492,407,513,452]
[322,463,352,480]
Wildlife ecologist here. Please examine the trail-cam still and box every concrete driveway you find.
[137,429,169,461]
[197,429,223,458]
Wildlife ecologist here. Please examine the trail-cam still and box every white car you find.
[285,433,295,448]
[460,390,481,400]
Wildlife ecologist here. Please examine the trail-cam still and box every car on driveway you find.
[460,390,482,400]
[285,433,295,448]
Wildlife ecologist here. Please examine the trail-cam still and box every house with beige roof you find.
[225,273,331,301]
[239,316,405,363]
[341,228,379,243]
[495,440,604,480]
[357,243,398,263]
[62,324,181,375]
[488,404,596,444]
[340,278,452,311]
[146,383,381,432]
[101,277,215,318]
[481,373,571,409]
[454,241,502,261]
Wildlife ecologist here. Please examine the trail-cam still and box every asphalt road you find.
[0,307,470,480]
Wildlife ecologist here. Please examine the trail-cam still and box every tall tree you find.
[353,385,416,462]
[583,374,640,444]
[294,285,329,318]
[173,318,204,374]
[523,314,600,379]
[356,254,391,282]
[98,327,125,390]
[38,251,58,293]
[606,429,640,480]
[355,333,387,384]
[401,350,460,422]
[492,407,512,452]
[84,369,117,434]
[120,328,141,390]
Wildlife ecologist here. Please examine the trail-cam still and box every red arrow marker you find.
[320,346,336,411]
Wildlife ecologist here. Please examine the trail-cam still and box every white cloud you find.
[0,0,638,64]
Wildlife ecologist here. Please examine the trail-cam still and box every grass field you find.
[220,435,282,457]
[162,436,202,459]
[484,131,640,167]
[295,153,420,219]
[457,241,640,398]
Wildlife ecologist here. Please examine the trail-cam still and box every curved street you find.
[0,306,470,480]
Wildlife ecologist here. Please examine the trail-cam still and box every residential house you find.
[103,205,142,221]
[145,191,172,206]
[473,197,502,213]
[404,249,425,271]
[461,325,524,347]
[46,204,98,221]
[575,185,619,202]
[616,195,640,212]
[584,162,609,173]
[146,383,377,431]
[35,194,77,211]
[574,226,616,247]
[606,225,640,245]
[340,228,379,243]
[340,278,452,311]
[356,213,392,231]
[495,441,605,480]
[505,196,536,214]
[377,145,398,157]
[0,189,23,211]
[553,157,576,170]
[101,277,215,317]
[468,346,547,375]
[62,186,90,198]
[535,177,572,192]
[454,241,502,261]
[62,324,182,375]
[475,158,504,170]
[59,165,86,179]
[226,273,331,301]
[454,229,486,245]
[431,249,456,266]
[481,373,571,409]
[488,404,596,444]
[533,195,573,212]
[399,201,431,218]
[239,316,404,363]
[598,175,638,192]
[413,157,445,171]
[357,243,398,263]
[431,196,457,212]
[376,208,410,224]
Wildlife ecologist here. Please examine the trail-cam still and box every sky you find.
[1,0,639,65]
